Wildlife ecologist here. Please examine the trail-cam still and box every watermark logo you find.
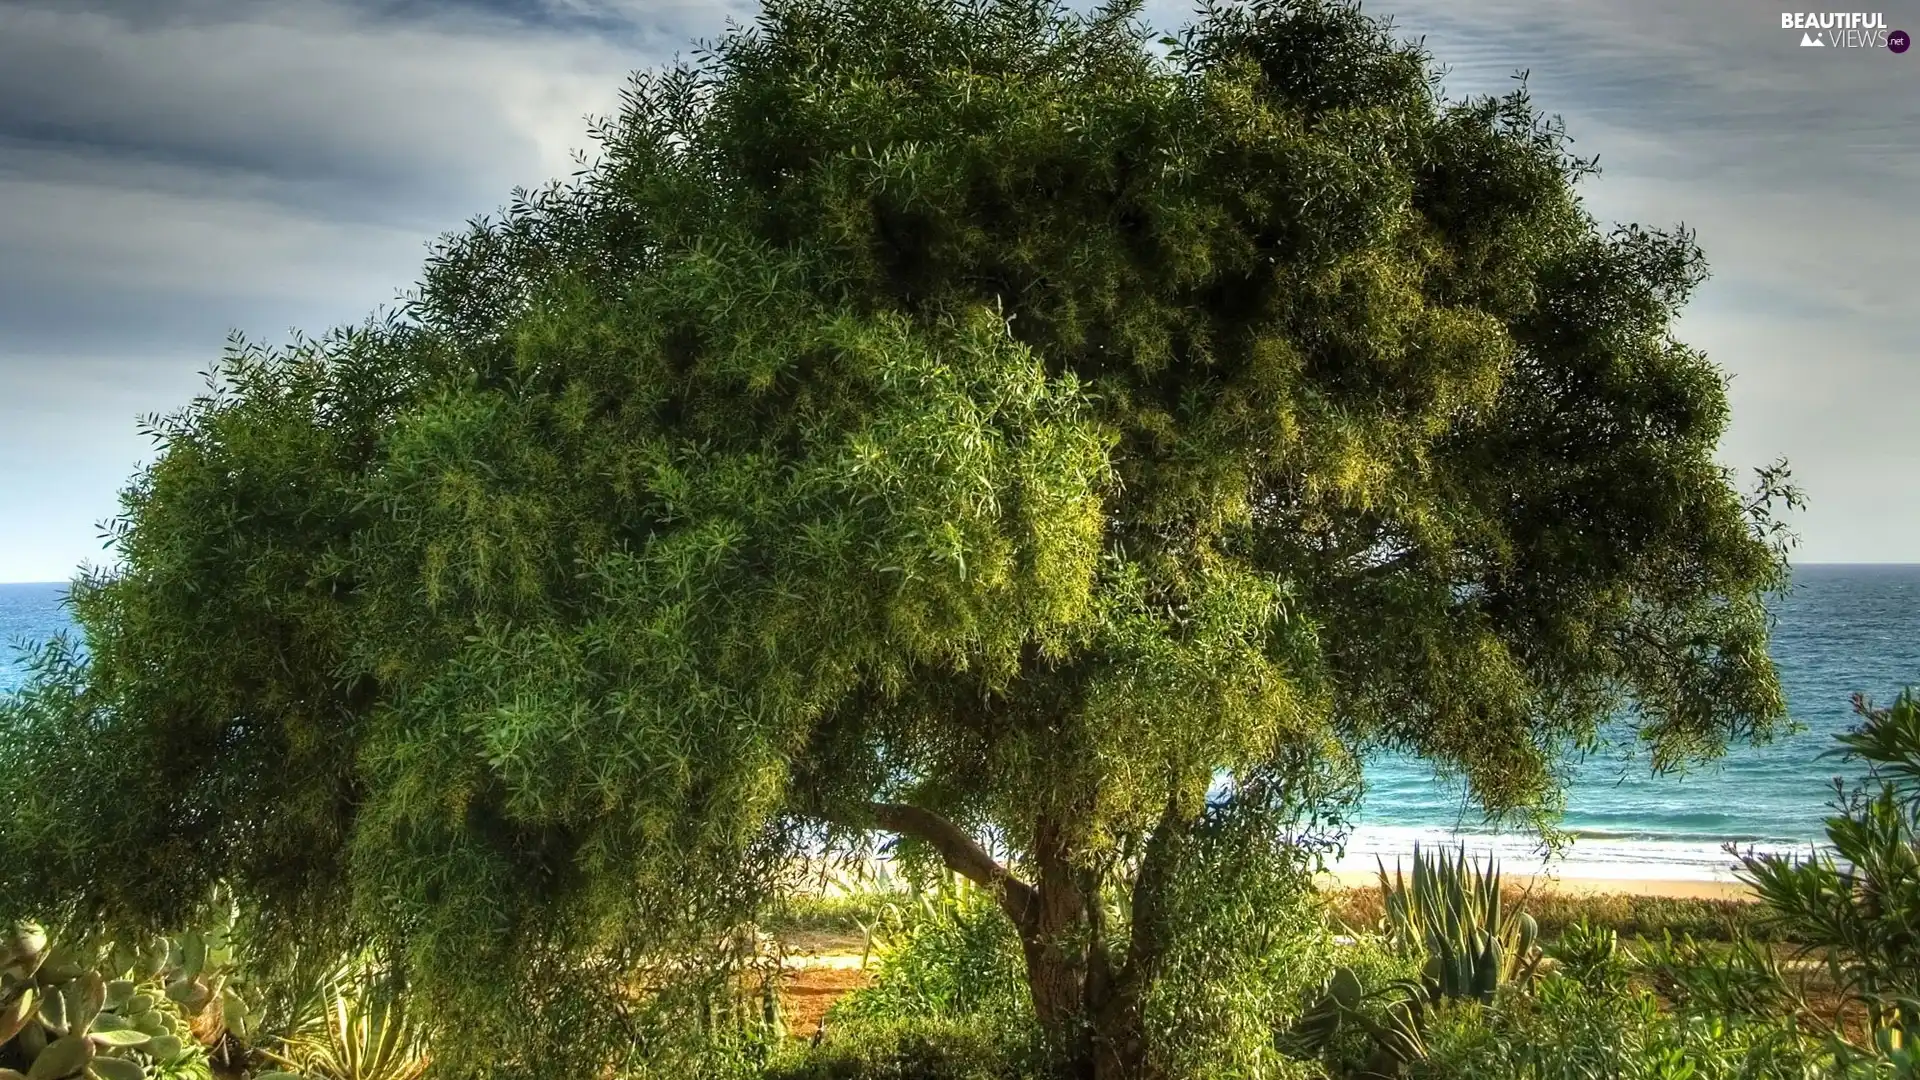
[1780,11,1906,48]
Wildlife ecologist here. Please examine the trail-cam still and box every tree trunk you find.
[1018,801,1190,1080]
[1020,816,1095,1068]
[854,797,1193,1080]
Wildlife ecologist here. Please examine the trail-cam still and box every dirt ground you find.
[778,932,872,1038]
[780,964,873,1037]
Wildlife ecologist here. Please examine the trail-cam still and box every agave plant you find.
[0,924,208,1080]
[1377,843,1542,1004]
[255,968,427,1080]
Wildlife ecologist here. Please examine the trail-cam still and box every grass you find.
[762,892,899,939]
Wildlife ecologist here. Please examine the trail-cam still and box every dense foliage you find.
[0,0,1798,1074]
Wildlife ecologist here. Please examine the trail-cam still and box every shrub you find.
[827,883,1029,1032]
[1522,892,1768,945]
[1331,887,1767,946]
[1137,792,1342,1080]
[762,894,900,942]
[1637,932,1790,1020]
[1738,690,1920,1046]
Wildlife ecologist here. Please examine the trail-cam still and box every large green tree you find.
[1,0,1798,1075]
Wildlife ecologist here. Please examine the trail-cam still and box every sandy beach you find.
[1319,870,1754,902]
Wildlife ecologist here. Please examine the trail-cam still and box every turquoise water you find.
[5,567,1917,878]
[1345,565,1920,879]
[1365,565,1920,839]
[0,581,69,689]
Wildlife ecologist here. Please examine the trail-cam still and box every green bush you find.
[1136,790,1343,1080]
[763,1018,1036,1080]
[1331,886,1768,946]
[761,893,901,941]
[1416,974,1857,1080]
[1637,932,1789,1020]
[1521,893,1769,945]
[827,884,1029,1031]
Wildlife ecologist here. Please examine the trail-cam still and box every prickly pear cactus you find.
[0,923,212,1080]
[152,896,266,1051]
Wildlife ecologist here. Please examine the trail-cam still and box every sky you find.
[0,0,1913,582]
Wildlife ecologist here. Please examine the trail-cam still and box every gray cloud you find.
[0,0,697,581]
[0,0,1913,580]
[0,11,592,357]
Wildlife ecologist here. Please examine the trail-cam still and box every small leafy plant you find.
[1548,917,1631,996]
[1287,965,1436,1079]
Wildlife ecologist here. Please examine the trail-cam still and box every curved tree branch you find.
[868,801,1038,929]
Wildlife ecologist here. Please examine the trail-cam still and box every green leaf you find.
[0,986,37,1044]
[175,936,204,984]
[36,988,67,1036]
[85,1029,150,1048]
[27,1033,92,1080]
[129,1012,166,1038]
[160,981,196,1009]
[65,974,105,1037]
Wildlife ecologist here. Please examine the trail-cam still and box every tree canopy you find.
[0,0,1797,1076]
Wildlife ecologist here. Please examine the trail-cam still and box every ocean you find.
[4,566,1916,881]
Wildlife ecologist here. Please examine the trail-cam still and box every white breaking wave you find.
[1330,824,1830,883]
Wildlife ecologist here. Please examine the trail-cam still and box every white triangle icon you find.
[1801,31,1824,45]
